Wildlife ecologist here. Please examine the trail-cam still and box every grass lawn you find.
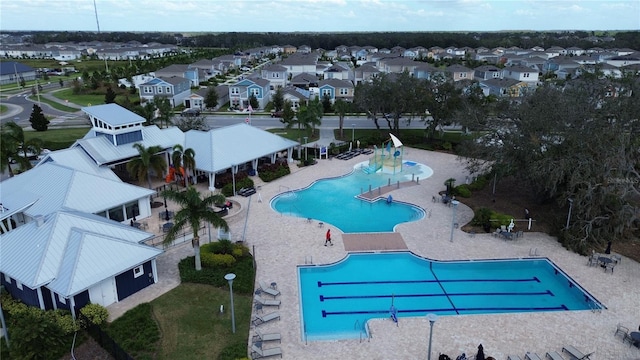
[151,283,252,360]
[52,88,131,107]
[24,127,90,150]
[0,104,7,114]
[29,95,80,112]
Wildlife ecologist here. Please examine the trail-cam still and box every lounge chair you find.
[251,344,282,359]
[252,311,280,326]
[258,281,280,298]
[615,323,630,338]
[507,356,523,360]
[525,353,542,360]
[561,346,593,360]
[254,295,281,308]
[252,329,281,343]
[546,351,564,360]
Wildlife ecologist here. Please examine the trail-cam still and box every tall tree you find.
[249,93,259,110]
[1,121,43,174]
[29,104,49,132]
[420,74,464,140]
[162,187,229,271]
[459,77,640,252]
[126,144,167,189]
[104,86,116,104]
[204,87,218,109]
[171,144,196,185]
[333,99,349,139]
[272,87,284,111]
[153,96,173,129]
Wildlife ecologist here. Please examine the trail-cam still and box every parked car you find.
[271,111,283,118]
[182,108,201,117]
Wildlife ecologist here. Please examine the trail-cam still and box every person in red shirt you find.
[325,228,333,246]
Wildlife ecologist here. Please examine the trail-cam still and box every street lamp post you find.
[351,124,355,144]
[224,273,236,333]
[565,198,573,230]
[426,313,437,360]
[449,200,459,242]
[304,136,308,161]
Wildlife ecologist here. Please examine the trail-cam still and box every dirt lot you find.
[457,176,640,263]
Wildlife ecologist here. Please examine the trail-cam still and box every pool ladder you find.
[304,255,313,264]
[354,320,370,343]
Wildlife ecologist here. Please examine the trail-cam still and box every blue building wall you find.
[115,261,155,301]
[1,273,41,307]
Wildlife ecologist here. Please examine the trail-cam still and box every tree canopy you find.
[458,76,640,252]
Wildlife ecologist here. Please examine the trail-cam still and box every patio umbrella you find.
[476,344,485,360]
[605,240,612,254]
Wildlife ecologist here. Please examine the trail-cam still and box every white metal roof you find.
[35,147,121,181]
[0,210,161,297]
[0,162,154,217]
[74,125,175,165]
[82,103,146,127]
[184,123,299,173]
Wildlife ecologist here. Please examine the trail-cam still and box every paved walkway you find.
[107,149,640,360]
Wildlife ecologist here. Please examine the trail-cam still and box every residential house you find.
[155,64,200,87]
[260,64,288,90]
[317,79,354,103]
[323,62,353,81]
[605,54,640,68]
[185,85,229,111]
[501,65,539,86]
[542,56,581,74]
[354,64,381,84]
[0,61,37,85]
[290,73,320,90]
[281,86,309,110]
[228,78,271,110]
[446,64,474,82]
[566,46,586,56]
[280,54,318,77]
[473,65,502,81]
[139,76,191,107]
[281,45,297,54]
[520,56,547,73]
[481,78,528,97]
[380,57,418,74]
[412,64,441,81]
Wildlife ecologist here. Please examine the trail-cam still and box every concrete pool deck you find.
[109,148,640,359]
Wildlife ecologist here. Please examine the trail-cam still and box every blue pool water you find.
[298,252,603,341]
[271,161,432,233]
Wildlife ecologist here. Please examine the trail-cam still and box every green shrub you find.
[179,256,255,294]
[258,163,290,182]
[468,174,490,191]
[204,239,234,254]
[490,212,515,228]
[221,177,254,197]
[201,253,236,268]
[442,141,452,151]
[80,303,109,327]
[218,342,250,360]
[454,184,472,198]
[472,207,493,227]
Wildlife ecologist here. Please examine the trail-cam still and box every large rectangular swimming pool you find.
[298,252,603,341]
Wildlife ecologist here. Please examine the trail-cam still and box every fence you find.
[79,313,134,360]
[144,225,210,249]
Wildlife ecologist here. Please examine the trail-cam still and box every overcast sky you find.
[2,0,639,33]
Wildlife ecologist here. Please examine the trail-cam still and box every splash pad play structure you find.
[362,133,405,175]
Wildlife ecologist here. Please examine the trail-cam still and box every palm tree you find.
[126,143,167,189]
[171,144,196,185]
[162,187,229,271]
[0,121,43,176]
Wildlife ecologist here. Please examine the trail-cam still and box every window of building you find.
[251,88,260,96]
[133,265,144,278]
[231,88,239,94]
[125,201,140,219]
[157,87,163,93]
[143,87,152,94]
[108,206,125,222]
[165,87,171,93]
[340,88,348,95]
[322,89,332,96]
